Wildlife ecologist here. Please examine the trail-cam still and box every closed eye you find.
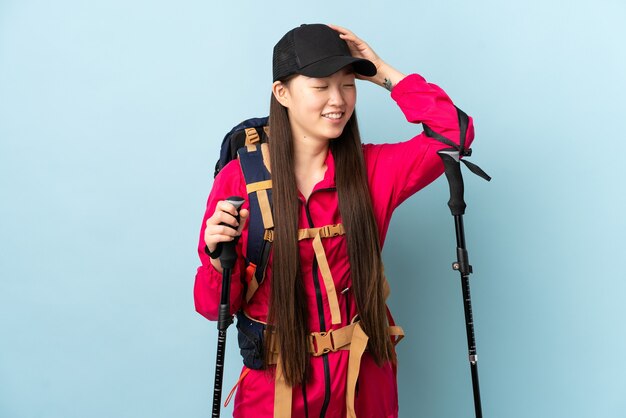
[313,86,328,90]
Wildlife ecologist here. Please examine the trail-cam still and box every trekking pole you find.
[437,147,486,418]
[423,106,490,418]
[211,196,245,418]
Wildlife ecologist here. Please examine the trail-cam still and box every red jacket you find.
[194,73,474,418]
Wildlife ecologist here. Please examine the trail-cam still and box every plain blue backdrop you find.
[1,0,625,417]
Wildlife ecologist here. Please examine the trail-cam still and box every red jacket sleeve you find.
[364,73,475,242]
[193,160,248,321]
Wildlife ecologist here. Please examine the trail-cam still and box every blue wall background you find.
[1,0,624,417]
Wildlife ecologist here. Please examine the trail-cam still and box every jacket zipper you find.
[303,187,335,418]
[343,287,351,323]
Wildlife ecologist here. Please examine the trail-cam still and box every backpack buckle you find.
[309,330,336,356]
[320,224,342,238]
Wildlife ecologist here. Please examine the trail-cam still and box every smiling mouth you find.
[322,112,344,120]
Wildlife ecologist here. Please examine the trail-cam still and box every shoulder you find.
[213,159,246,193]
[361,142,376,158]
[361,142,393,165]
[216,158,243,178]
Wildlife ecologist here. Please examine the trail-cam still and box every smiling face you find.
[272,67,357,145]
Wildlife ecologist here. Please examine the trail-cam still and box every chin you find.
[325,127,347,140]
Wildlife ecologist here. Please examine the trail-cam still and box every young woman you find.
[194,23,474,418]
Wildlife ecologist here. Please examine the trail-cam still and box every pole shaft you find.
[454,215,483,418]
[212,330,227,418]
[454,215,466,249]
[212,266,234,417]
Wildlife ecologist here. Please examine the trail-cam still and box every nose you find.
[328,85,346,107]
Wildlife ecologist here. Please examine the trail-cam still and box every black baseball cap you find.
[272,24,377,82]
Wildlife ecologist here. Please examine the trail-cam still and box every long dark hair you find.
[267,84,393,386]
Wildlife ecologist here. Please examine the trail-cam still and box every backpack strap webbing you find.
[237,143,273,301]
[215,117,268,178]
[423,106,491,182]
[244,127,261,146]
[270,321,404,418]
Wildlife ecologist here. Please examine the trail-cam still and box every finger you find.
[215,200,239,217]
[204,234,236,250]
[341,36,370,57]
[206,224,241,237]
[213,200,243,220]
[204,229,238,250]
[235,208,250,234]
[208,206,240,228]
[328,24,362,44]
[327,23,352,36]
[238,208,250,219]
[337,31,359,44]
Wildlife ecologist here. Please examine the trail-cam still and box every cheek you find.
[296,97,326,120]
[347,89,357,109]
[343,95,357,119]
[289,99,322,129]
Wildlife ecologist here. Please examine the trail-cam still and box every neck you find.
[292,134,329,175]
[291,134,329,200]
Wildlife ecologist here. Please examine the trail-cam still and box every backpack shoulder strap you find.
[237,143,273,301]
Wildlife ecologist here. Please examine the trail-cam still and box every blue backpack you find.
[215,116,274,305]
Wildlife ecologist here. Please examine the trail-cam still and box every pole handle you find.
[438,149,466,216]
[219,196,245,269]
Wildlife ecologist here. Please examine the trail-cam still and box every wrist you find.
[205,244,222,259]
[210,257,224,274]
[375,62,406,91]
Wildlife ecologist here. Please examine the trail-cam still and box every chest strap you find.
[262,223,345,243]
[246,223,346,328]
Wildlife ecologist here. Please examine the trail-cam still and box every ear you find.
[272,81,290,108]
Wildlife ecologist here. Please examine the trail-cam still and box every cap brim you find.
[298,56,377,78]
